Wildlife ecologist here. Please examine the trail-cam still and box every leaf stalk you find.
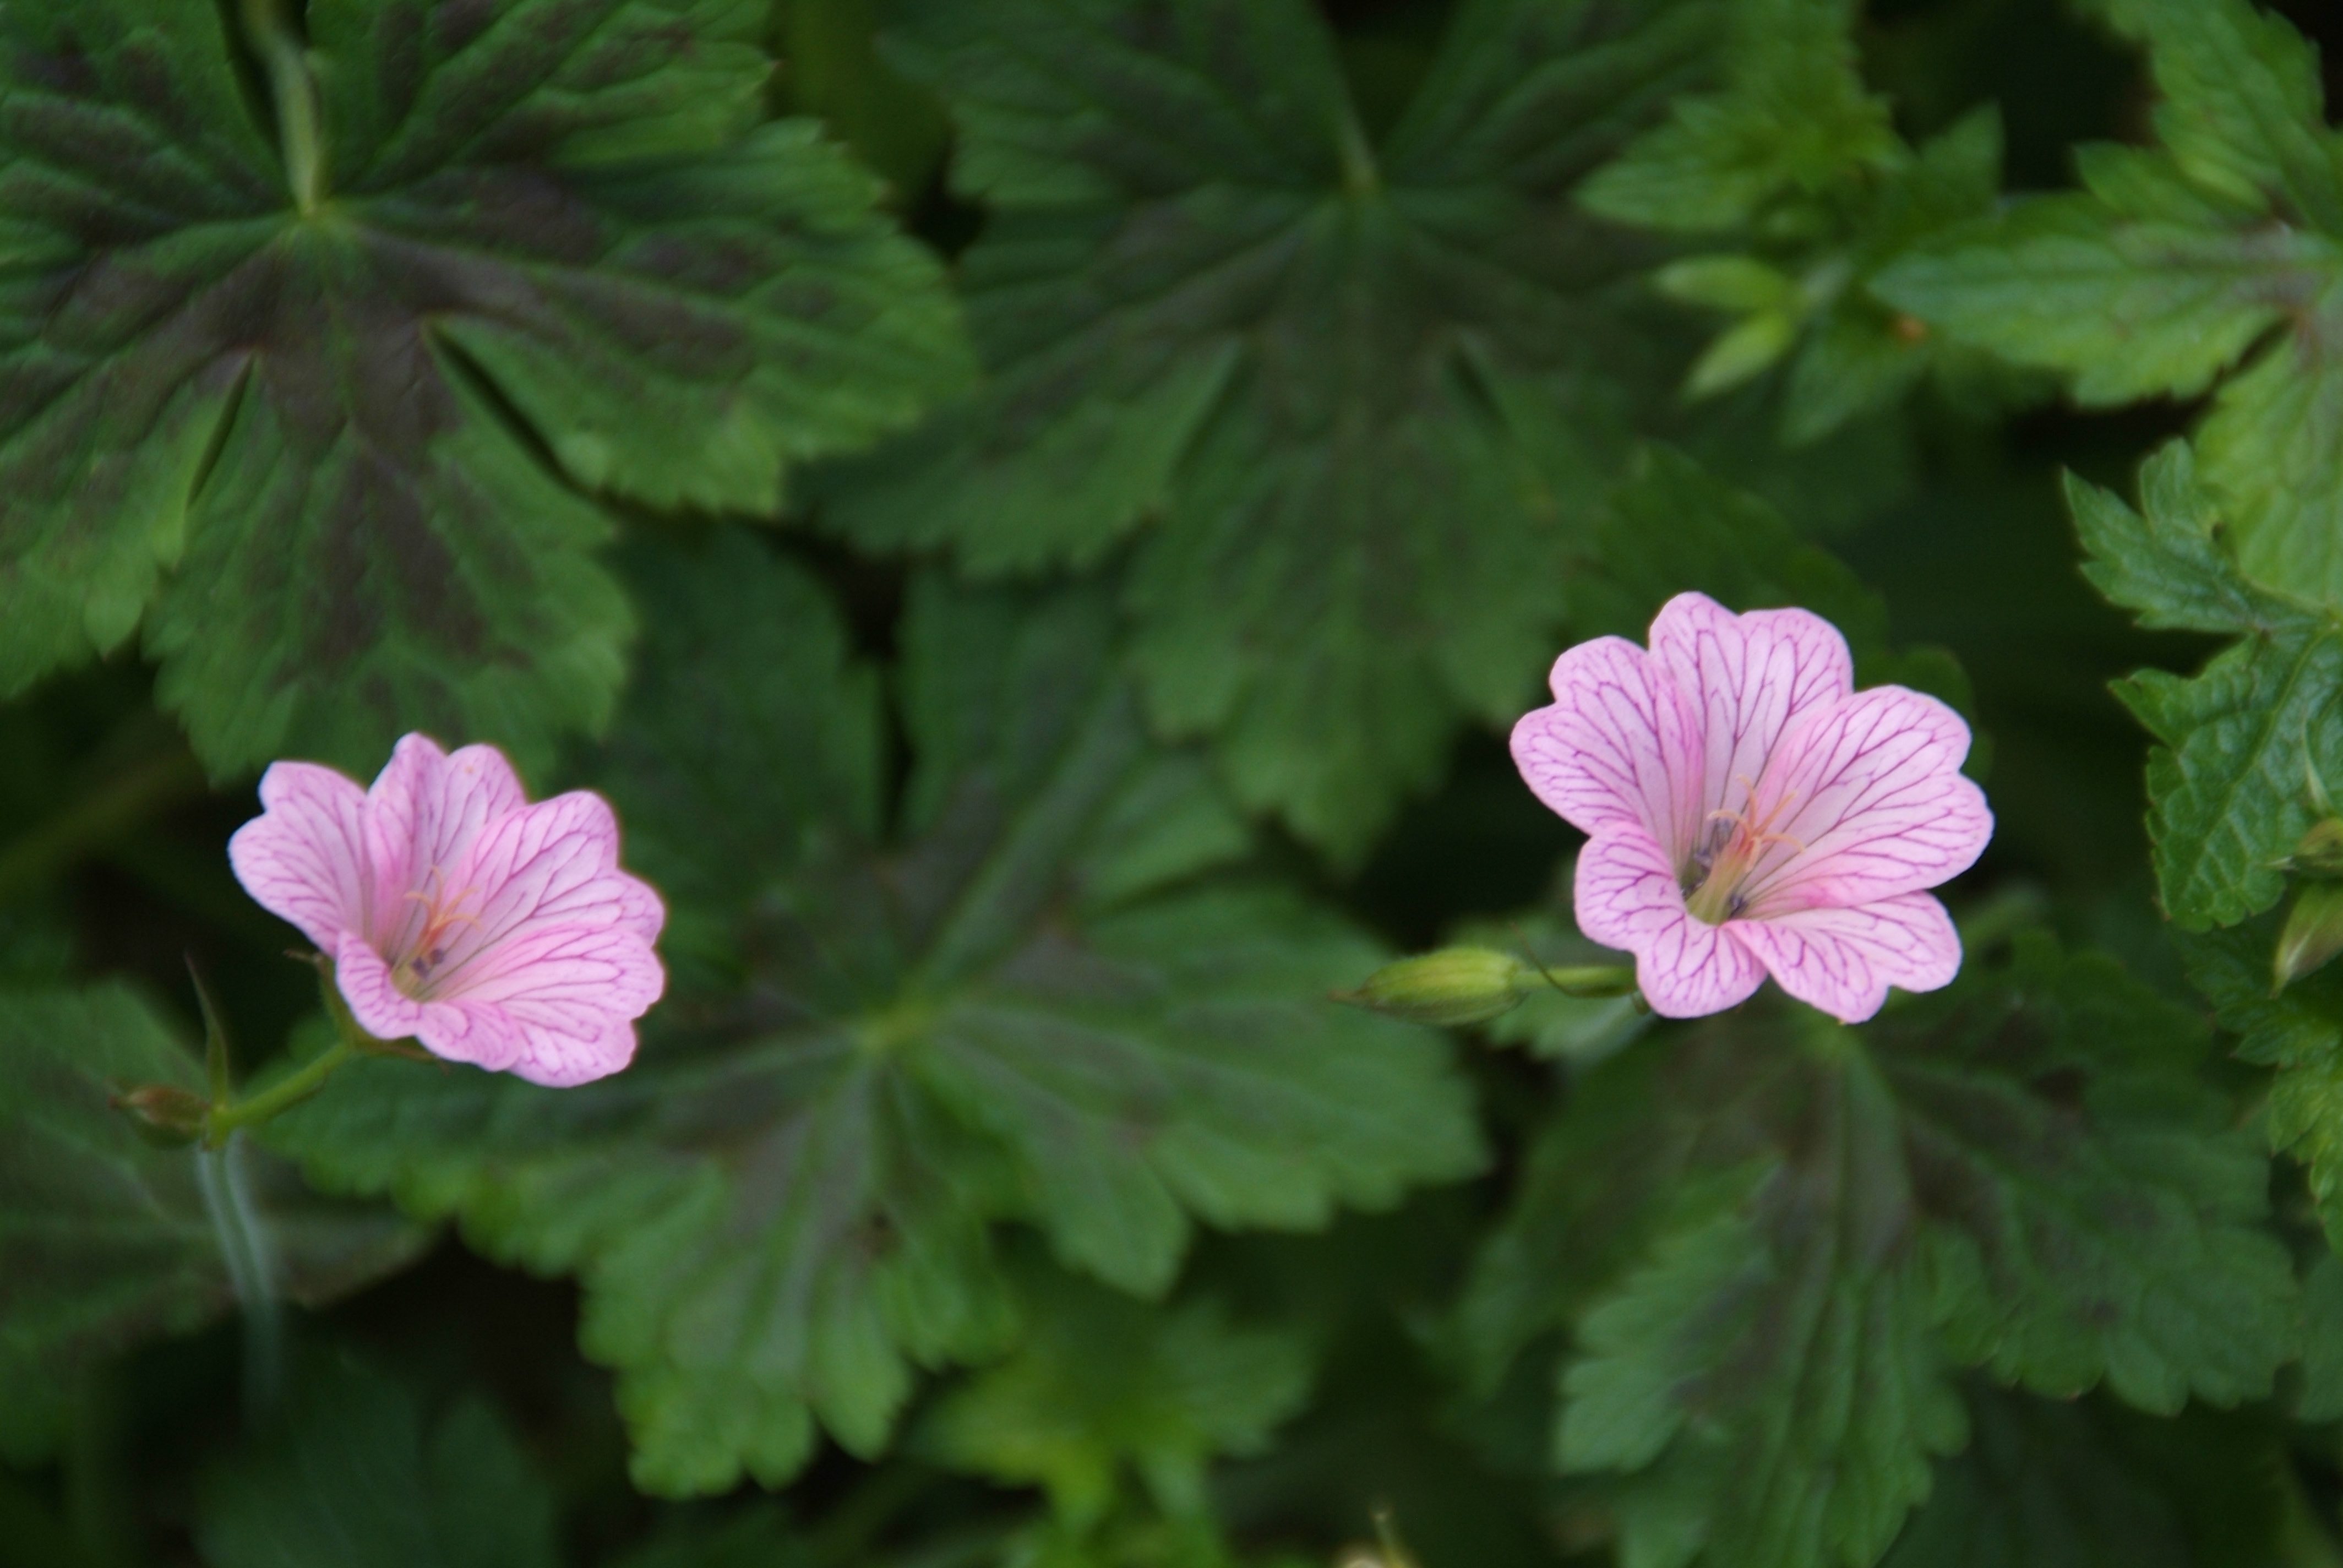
[241,0,328,214]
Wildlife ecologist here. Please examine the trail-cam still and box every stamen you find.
[395,866,483,992]
[1682,784,1807,925]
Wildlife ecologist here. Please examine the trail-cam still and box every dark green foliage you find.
[818,0,1722,859]
[269,531,1480,1495]
[197,1354,559,1568]
[1458,936,2296,1568]
[0,984,427,1464]
[2181,921,2343,1248]
[1878,0,2343,608]
[0,0,969,777]
[4,1,2339,1563]
[1879,1386,2267,1568]
[917,1262,1313,1531]
[1571,447,1979,728]
[2068,444,2341,930]
[1585,0,2023,441]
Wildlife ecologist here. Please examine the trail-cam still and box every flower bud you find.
[111,1082,210,1146]
[2292,817,2343,878]
[2275,880,2343,994]
[1337,948,1540,1027]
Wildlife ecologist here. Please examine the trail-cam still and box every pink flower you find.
[228,734,666,1086]
[1511,593,1991,1023]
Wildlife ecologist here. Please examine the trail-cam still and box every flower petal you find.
[1575,830,1764,1019]
[1649,592,1853,820]
[227,763,372,951]
[410,923,658,1086]
[331,932,430,1046]
[1728,892,1962,1023]
[363,734,530,946]
[429,1005,639,1088]
[1513,636,1703,858]
[445,920,666,1020]
[428,791,667,993]
[1738,686,1993,914]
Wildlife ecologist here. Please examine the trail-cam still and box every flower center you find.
[1682,778,1803,925]
[395,867,482,996]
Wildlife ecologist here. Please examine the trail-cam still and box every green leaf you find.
[2179,919,2343,1252]
[2092,0,2343,225]
[919,1263,1312,1530]
[0,984,430,1464]
[815,0,1722,858]
[2067,442,2308,636]
[1444,1044,1716,1403]
[2300,1252,2343,1420]
[1569,447,1980,731]
[1558,1049,1959,1568]
[270,532,1482,1495]
[776,0,952,200]
[1778,110,2013,445]
[1578,0,1897,233]
[1876,939,2297,1413]
[1879,1385,2194,1568]
[1583,0,2008,444]
[0,0,970,777]
[195,1354,557,1568]
[1467,936,2292,1568]
[1874,0,2343,609]
[2069,449,2343,930]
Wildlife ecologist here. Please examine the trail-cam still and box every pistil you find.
[1683,784,1803,925]
[397,868,481,993]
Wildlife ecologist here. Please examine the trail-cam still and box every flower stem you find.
[1534,963,1639,999]
[201,1036,358,1147]
[195,1136,286,1419]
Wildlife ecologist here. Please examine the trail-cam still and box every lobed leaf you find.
[816,0,1723,859]
[1560,1055,1960,1568]
[1462,935,2293,1567]
[196,1354,558,1568]
[2070,447,2343,930]
[271,532,1481,1494]
[0,984,429,1464]
[1875,940,2298,1412]
[0,0,969,777]
[2180,920,2343,1251]
[1875,0,2343,609]
[1879,1385,2198,1568]
[2067,442,2307,636]
[1570,447,1979,729]
[918,1262,1312,1530]
[1578,0,1895,235]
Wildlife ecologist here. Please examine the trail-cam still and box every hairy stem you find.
[201,1035,358,1147]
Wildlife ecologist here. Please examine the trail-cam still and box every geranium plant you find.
[6,1,2343,1565]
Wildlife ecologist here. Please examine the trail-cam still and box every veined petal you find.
[440,920,666,1020]
[1576,830,1764,1019]
[1730,893,1962,1023]
[228,763,372,951]
[413,940,649,1086]
[1739,687,1992,914]
[1513,636,1703,859]
[1649,592,1853,820]
[363,734,529,948]
[429,792,665,989]
[331,932,430,1047]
